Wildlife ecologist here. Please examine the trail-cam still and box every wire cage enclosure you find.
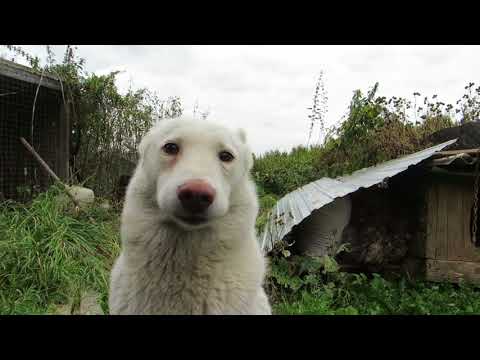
[0,60,69,201]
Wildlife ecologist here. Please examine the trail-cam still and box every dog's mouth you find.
[174,214,209,227]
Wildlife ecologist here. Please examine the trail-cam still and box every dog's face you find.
[138,117,253,230]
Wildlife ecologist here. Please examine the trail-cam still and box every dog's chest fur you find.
[114,225,262,315]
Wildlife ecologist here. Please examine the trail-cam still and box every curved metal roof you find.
[259,138,458,253]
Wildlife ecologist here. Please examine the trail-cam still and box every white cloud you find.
[13,45,480,155]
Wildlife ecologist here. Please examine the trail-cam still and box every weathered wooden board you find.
[425,259,480,284]
[425,176,480,263]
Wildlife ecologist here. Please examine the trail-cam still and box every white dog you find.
[109,116,271,315]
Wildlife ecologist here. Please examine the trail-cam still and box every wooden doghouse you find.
[260,133,480,285]
[410,148,480,284]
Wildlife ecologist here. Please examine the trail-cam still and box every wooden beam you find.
[57,100,70,180]
[434,148,480,156]
[0,58,61,91]
[430,167,477,177]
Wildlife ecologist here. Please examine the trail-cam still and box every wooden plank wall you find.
[425,175,480,263]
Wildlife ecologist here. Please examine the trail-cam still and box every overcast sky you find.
[9,45,480,155]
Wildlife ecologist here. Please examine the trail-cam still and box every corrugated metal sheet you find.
[259,139,458,253]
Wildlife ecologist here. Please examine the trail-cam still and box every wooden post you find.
[20,137,90,218]
[57,97,71,180]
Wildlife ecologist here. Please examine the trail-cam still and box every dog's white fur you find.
[109,116,271,315]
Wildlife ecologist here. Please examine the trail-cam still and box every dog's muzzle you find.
[175,179,216,225]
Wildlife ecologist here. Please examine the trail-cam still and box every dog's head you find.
[137,117,254,230]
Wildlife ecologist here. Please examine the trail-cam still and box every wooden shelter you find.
[261,122,480,285]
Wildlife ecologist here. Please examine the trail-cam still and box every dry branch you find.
[20,137,95,221]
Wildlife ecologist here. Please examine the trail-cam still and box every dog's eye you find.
[219,151,234,162]
[163,143,180,155]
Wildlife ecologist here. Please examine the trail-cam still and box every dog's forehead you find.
[158,120,239,148]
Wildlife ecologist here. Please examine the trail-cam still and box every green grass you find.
[273,278,480,315]
[266,256,480,315]
[0,186,120,315]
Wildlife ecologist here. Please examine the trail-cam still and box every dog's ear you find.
[236,128,254,172]
[246,151,254,171]
[237,128,247,144]
[138,135,149,159]
[137,132,154,171]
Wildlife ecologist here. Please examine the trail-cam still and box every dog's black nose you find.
[177,180,216,214]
